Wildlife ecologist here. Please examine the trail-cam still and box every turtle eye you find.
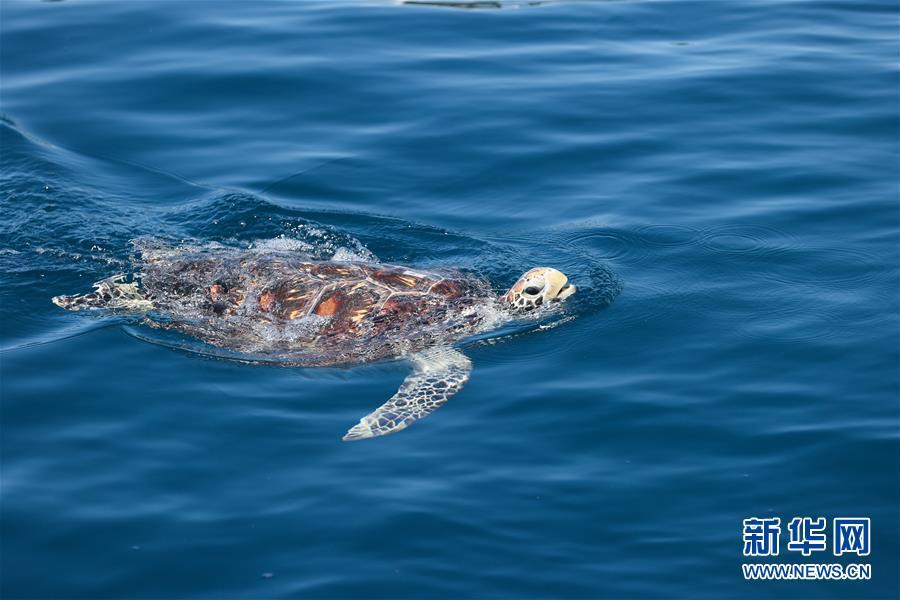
[524,286,542,296]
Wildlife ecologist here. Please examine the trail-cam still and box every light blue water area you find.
[1,1,898,598]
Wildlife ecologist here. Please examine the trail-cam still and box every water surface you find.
[1,1,898,598]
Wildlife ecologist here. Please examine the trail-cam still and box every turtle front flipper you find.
[343,347,472,441]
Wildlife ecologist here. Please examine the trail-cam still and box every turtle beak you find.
[555,282,576,301]
[543,268,576,302]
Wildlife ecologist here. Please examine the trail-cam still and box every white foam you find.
[331,247,371,262]
[250,236,314,254]
[135,231,377,266]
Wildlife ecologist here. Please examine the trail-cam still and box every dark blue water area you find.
[1,1,898,598]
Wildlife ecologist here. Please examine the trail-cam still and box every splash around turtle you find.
[52,239,579,441]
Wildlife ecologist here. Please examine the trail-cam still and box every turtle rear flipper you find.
[52,275,154,312]
[343,346,471,441]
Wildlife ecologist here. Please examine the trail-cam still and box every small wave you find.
[754,245,887,288]
[158,193,380,262]
[398,0,555,9]
[699,224,799,258]
[563,230,641,263]
[635,224,704,248]
[734,297,844,343]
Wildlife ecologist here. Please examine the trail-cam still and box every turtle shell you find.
[139,253,493,364]
[256,263,474,332]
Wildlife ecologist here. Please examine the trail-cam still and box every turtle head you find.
[501,267,576,312]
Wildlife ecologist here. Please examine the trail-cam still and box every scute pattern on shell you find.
[137,248,495,366]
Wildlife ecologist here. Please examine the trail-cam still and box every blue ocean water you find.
[1,0,898,598]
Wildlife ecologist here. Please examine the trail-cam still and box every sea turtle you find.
[52,244,576,441]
